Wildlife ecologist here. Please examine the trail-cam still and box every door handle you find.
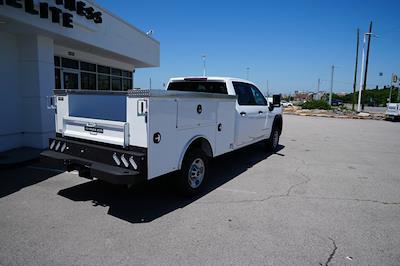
[258,111,264,114]
[240,112,247,116]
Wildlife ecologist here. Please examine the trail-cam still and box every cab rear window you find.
[167,81,228,94]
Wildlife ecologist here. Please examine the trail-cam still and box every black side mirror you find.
[273,94,281,107]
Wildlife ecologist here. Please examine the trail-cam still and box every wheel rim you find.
[272,130,279,149]
[188,158,205,189]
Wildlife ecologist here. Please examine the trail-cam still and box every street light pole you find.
[389,74,394,104]
[352,28,360,111]
[329,65,335,106]
[357,33,367,112]
[202,55,207,77]
[357,25,376,112]
[361,21,373,110]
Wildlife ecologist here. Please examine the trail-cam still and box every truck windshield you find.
[167,81,228,94]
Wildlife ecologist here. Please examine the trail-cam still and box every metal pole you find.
[317,78,320,93]
[357,34,367,112]
[246,67,250,80]
[389,75,393,104]
[329,65,334,106]
[362,21,373,110]
[149,77,152,89]
[202,55,207,77]
[267,80,269,96]
[398,85,400,102]
[352,28,360,111]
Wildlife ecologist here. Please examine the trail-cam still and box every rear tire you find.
[266,127,280,152]
[176,149,209,196]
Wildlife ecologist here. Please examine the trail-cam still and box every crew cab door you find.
[233,82,269,146]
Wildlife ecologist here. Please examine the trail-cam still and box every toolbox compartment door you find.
[62,116,129,147]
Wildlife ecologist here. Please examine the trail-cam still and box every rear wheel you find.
[177,149,209,196]
[266,127,280,152]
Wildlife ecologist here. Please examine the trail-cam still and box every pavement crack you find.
[285,165,311,196]
[300,196,400,206]
[196,194,400,206]
[320,237,337,266]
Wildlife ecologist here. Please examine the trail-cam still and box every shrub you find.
[301,100,331,110]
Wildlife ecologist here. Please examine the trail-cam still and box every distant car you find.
[331,99,343,106]
[281,100,294,108]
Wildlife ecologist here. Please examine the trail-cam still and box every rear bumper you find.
[41,137,147,185]
[386,112,400,117]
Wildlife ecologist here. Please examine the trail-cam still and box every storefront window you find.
[81,72,96,90]
[63,72,79,90]
[112,77,122,91]
[122,79,132,91]
[111,68,122,76]
[98,75,110,90]
[80,61,96,72]
[54,56,133,91]
[62,58,79,69]
[98,65,110,74]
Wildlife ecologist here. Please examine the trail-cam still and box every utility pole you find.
[362,21,373,110]
[317,78,320,92]
[329,65,335,106]
[398,84,400,103]
[389,74,393,104]
[267,80,269,96]
[246,67,250,80]
[149,77,152,89]
[352,28,360,111]
[202,55,207,77]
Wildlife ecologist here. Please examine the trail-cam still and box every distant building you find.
[312,92,327,101]
[293,91,313,102]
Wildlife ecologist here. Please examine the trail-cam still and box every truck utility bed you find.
[47,88,237,181]
[43,77,282,192]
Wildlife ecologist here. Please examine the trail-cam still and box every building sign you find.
[0,0,102,28]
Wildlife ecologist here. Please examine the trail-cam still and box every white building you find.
[0,0,159,152]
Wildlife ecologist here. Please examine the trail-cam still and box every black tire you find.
[266,127,280,152]
[176,148,209,196]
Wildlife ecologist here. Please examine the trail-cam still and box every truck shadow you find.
[0,161,61,199]
[58,143,285,223]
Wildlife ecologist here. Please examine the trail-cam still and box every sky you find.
[96,0,400,95]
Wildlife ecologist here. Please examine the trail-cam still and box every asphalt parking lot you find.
[1,115,399,265]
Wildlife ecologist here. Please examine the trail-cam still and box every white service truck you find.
[386,103,400,121]
[42,77,283,195]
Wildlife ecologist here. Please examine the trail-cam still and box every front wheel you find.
[266,127,280,152]
[176,149,209,196]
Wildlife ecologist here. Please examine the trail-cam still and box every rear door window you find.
[167,81,228,94]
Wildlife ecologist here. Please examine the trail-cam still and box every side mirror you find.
[272,94,281,107]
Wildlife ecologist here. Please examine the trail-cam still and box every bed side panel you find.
[127,97,148,148]
[147,98,178,179]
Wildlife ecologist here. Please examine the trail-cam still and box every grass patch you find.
[301,100,331,110]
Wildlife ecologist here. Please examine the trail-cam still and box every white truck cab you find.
[42,77,283,195]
